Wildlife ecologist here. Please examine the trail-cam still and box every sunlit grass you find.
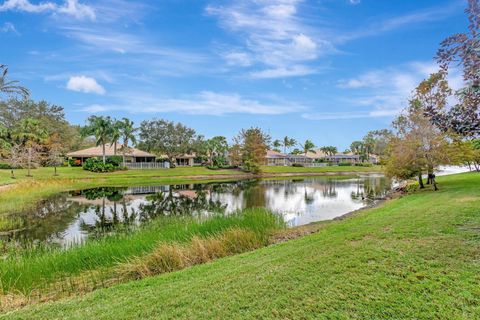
[0,208,284,297]
[3,173,479,319]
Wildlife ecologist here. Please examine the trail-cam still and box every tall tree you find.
[205,136,229,166]
[12,118,47,177]
[118,118,137,165]
[320,146,337,156]
[300,140,316,156]
[385,104,452,191]
[0,99,90,152]
[0,65,29,100]
[350,141,364,155]
[235,127,270,173]
[45,133,64,176]
[139,119,198,167]
[272,139,282,153]
[0,123,10,158]
[82,116,113,164]
[363,129,393,157]
[428,0,480,137]
[110,119,123,156]
[282,136,296,154]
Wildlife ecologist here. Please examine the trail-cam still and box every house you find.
[323,152,378,165]
[265,150,314,166]
[67,144,156,165]
[265,150,288,166]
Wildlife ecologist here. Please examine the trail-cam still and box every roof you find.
[265,150,314,160]
[325,154,361,159]
[305,149,327,159]
[67,144,155,158]
[266,150,287,159]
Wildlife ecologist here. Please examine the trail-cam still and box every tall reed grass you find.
[0,208,284,297]
[118,228,262,280]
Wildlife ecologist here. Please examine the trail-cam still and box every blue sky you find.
[0,0,468,149]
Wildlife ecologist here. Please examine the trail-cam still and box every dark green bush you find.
[354,162,373,167]
[106,156,123,167]
[0,163,11,169]
[338,162,352,166]
[83,158,115,173]
[291,163,304,167]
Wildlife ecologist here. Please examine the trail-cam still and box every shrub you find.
[106,156,123,167]
[0,163,11,169]
[354,162,374,167]
[291,163,304,167]
[82,158,115,173]
[405,182,419,193]
[242,160,260,173]
[207,165,237,170]
[68,158,82,167]
[338,162,352,166]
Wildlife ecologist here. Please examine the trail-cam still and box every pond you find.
[3,176,391,248]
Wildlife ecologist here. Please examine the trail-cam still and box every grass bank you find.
[0,209,283,301]
[3,172,479,319]
[0,166,381,217]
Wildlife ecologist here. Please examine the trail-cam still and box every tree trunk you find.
[10,169,15,179]
[54,166,58,176]
[102,144,106,164]
[114,141,117,156]
[27,147,32,177]
[418,173,425,189]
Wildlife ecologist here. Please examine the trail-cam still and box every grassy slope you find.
[4,173,479,319]
[0,166,381,217]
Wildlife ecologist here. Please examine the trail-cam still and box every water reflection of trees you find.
[139,189,226,221]
[350,177,391,201]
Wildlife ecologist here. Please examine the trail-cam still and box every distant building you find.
[67,144,156,165]
[265,150,314,166]
[67,144,196,167]
[266,149,378,166]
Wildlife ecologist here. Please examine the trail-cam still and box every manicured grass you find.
[0,165,380,217]
[3,172,479,319]
[0,208,283,296]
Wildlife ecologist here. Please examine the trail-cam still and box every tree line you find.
[384,0,480,190]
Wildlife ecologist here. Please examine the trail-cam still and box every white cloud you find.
[82,91,305,115]
[250,65,316,79]
[57,0,95,20]
[0,0,95,20]
[0,22,18,34]
[67,76,106,95]
[302,109,398,120]
[223,51,252,67]
[313,61,465,121]
[348,0,361,4]
[206,0,325,78]
[339,2,462,42]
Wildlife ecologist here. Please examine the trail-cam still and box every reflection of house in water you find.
[124,185,170,195]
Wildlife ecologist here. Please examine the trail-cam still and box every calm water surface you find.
[4,176,390,247]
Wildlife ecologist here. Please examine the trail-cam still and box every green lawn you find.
[0,165,381,217]
[4,172,479,319]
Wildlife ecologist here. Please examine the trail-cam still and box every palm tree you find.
[283,136,296,154]
[82,116,113,164]
[300,139,316,156]
[110,119,122,156]
[272,139,282,153]
[118,118,137,165]
[321,146,337,156]
[0,65,29,99]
